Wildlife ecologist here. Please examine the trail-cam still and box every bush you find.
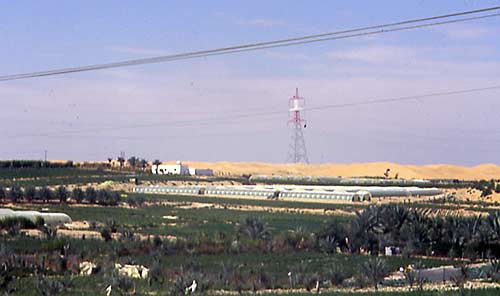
[101,228,112,242]
[0,217,37,230]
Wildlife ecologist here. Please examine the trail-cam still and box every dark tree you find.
[153,159,161,174]
[37,187,52,203]
[97,189,108,205]
[85,187,97,204]
[72,188,85,203]
[139,158,148,170]
[117,157,125,169]
[24,186,37,202]
[8,186,22,203]
[55,186,68,203]
[127,156,137,168]
[0,186,5,201]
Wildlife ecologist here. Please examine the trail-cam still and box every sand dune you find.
[167,161,500,180]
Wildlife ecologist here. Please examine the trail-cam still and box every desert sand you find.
[164,161,500,180]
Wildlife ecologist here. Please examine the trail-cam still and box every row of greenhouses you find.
[246,174,467,188]
[134,184,443,201]
[134,185,370,202]
[134,185,202,195]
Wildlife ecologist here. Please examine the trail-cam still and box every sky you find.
[1,0,500,165]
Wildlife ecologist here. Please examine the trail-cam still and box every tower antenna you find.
[287,88,309,164]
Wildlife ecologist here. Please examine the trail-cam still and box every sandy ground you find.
[150,200,354,216]
[163,161,500,180]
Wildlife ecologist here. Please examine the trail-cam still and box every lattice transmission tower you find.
[287,88,309,164]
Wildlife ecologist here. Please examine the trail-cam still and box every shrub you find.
[101,228,112,242]
[236,217,271,241]
[0,217,37,230]
[36,274,73,296]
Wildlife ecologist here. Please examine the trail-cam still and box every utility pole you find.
[287,88,309,164]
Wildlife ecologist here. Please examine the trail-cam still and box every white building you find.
[152,162,189,175]
[188,168,214,176]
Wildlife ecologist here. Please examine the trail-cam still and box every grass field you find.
[15,200,347,237]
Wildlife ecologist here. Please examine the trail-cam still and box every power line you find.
[307,85,500,111]
[1,6,500,82]
[8,83,500,138]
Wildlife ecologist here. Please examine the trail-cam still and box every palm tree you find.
[316,221,347,253]
[400,209,432,256]
[379,204,409,245]
[127,156,137,168]
[236,217,271,241]
[361,257,388,291]
[139,158,148,170]
[350,206,383,254]
[117,157,125,170]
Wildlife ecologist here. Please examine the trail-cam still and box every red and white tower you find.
[287,88,309,164]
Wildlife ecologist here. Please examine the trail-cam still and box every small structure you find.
[188,168,214,176]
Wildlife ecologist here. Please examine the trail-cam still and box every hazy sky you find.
[1,1,500,165]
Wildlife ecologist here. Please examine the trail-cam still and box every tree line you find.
[0,186,121,206]
[0,160,73,169]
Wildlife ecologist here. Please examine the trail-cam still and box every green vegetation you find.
[2,166,500,295]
